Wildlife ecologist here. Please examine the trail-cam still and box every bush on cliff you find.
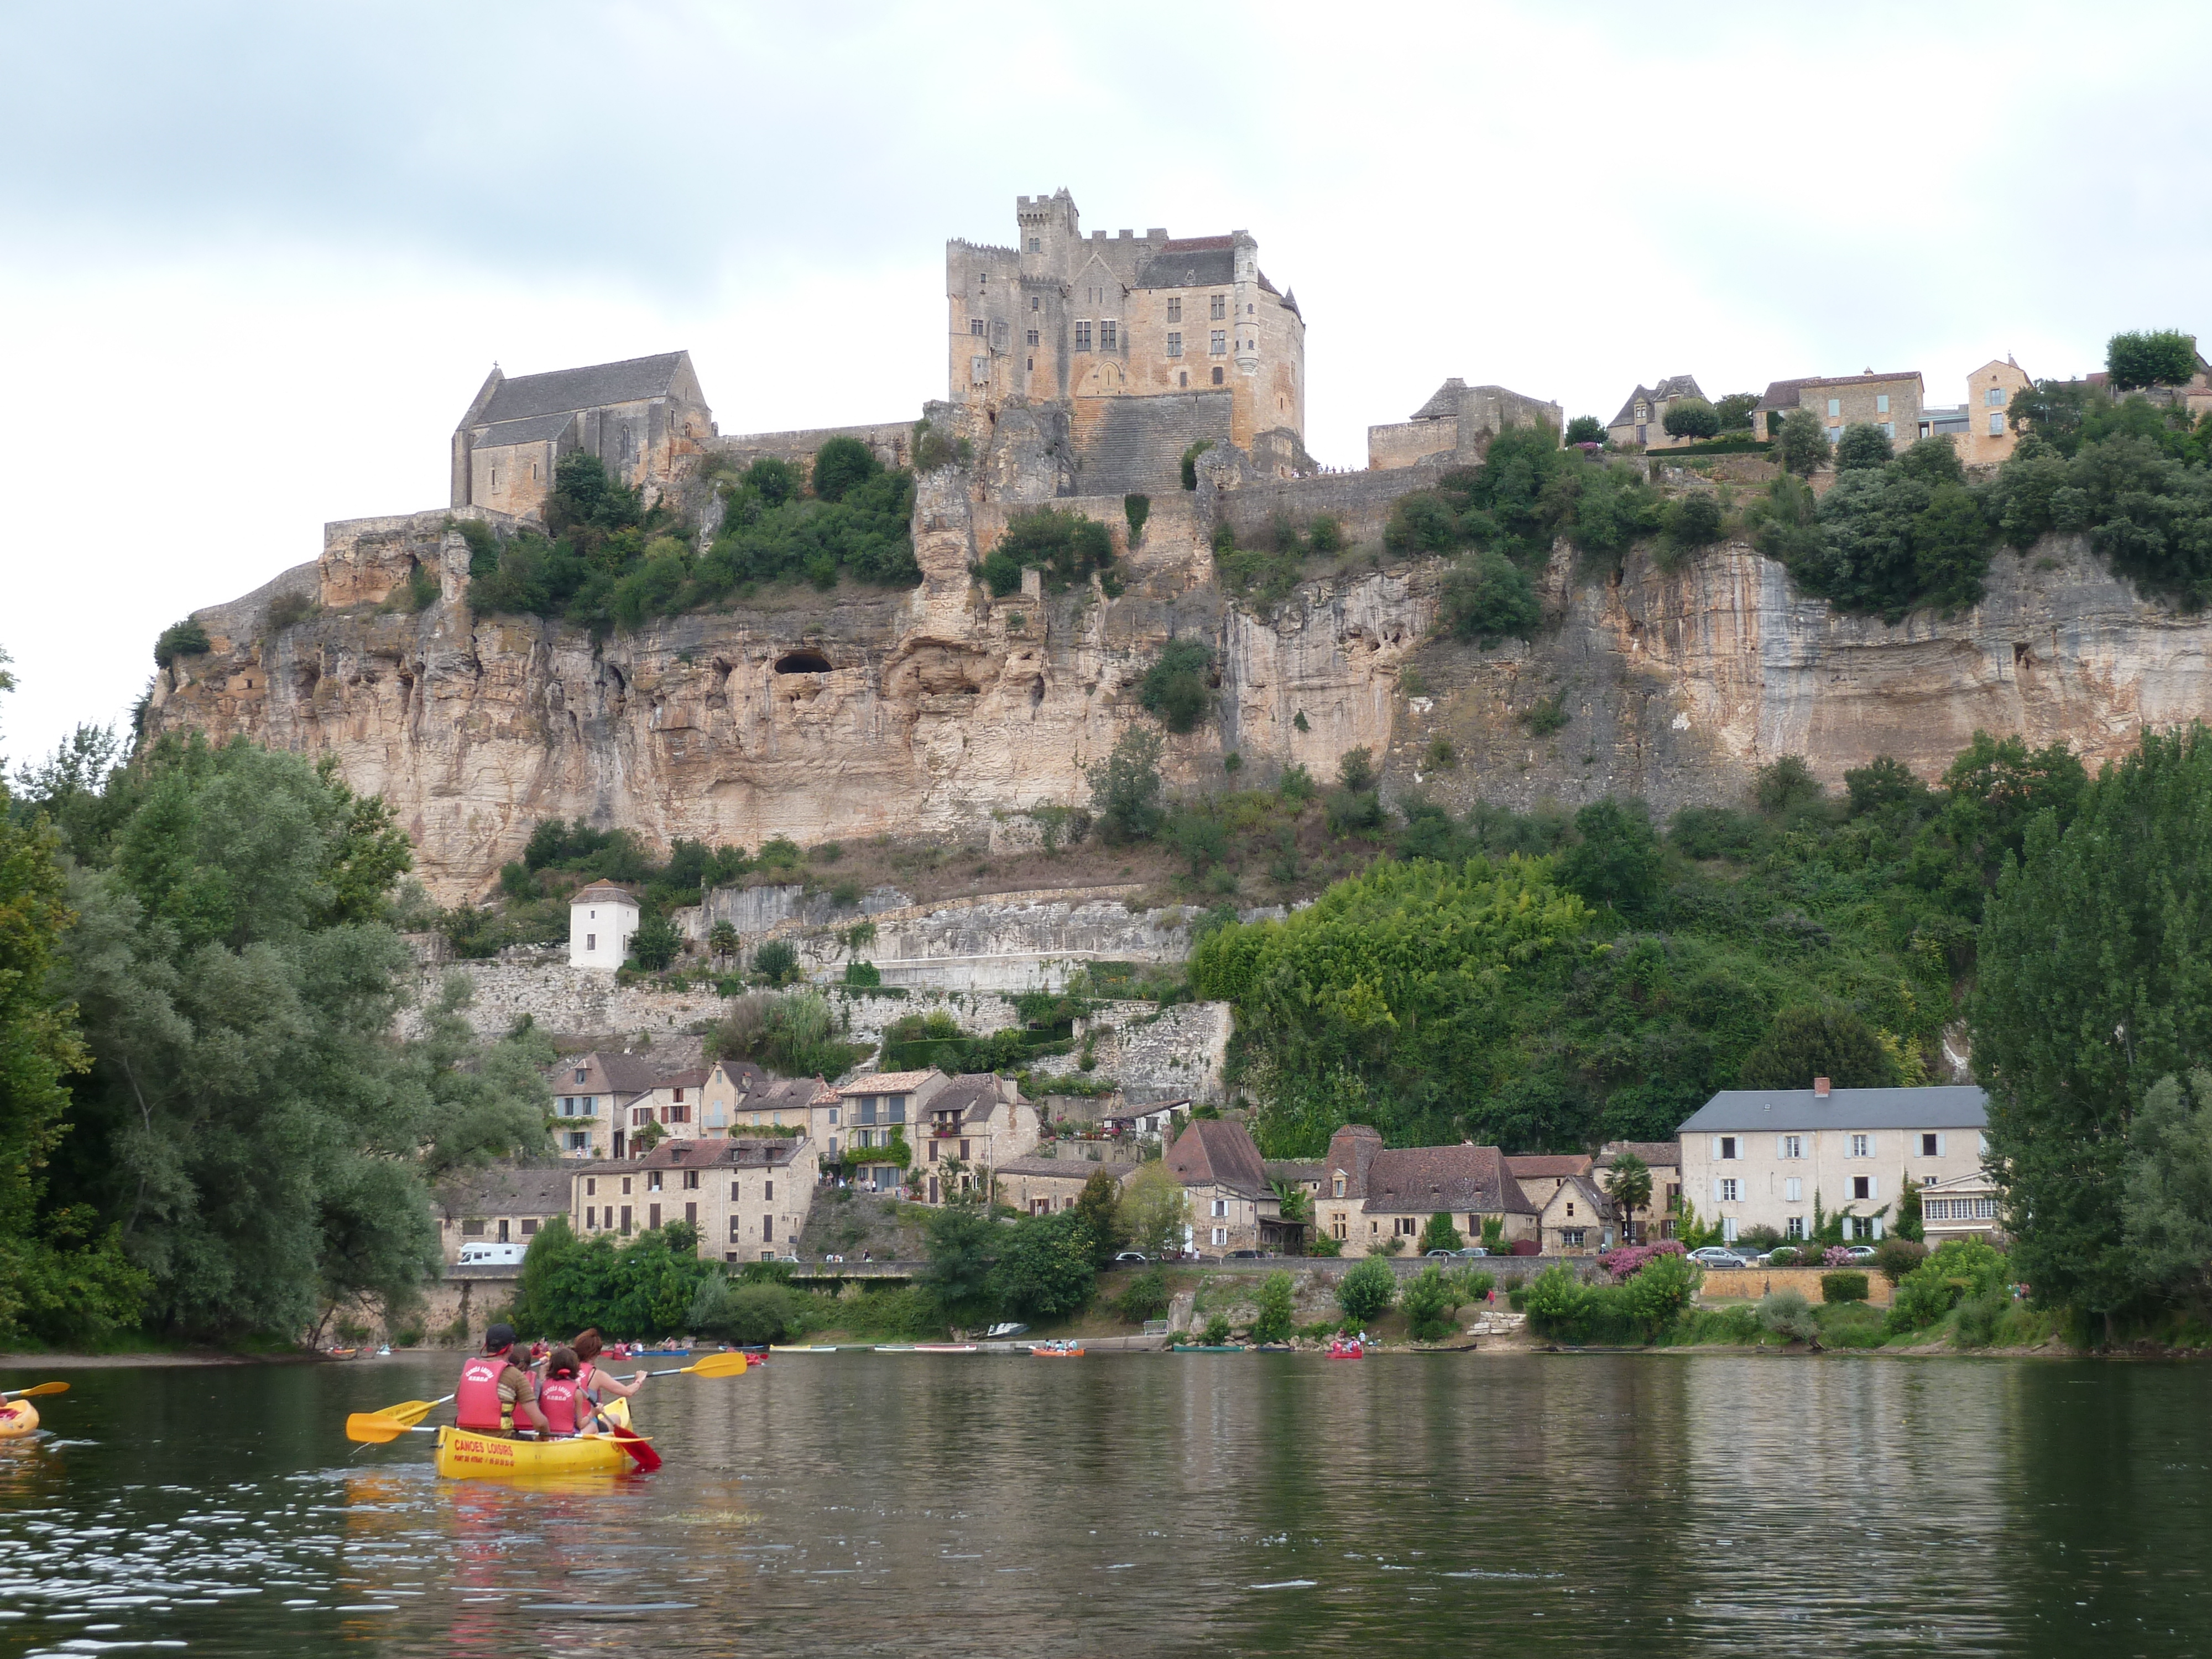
[1139,639,1215,733]
[979,507,1114,596]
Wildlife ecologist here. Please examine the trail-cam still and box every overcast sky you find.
[5,1,2208,771]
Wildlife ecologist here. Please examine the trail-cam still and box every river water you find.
[0,1350,2205,1657]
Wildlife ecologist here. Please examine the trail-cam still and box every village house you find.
[1756,371,1926,451]
[994,1155,1142,1217]
[1677,1079,1989,1245]
[1918,1170,2005,1246]
[452,351,713,520]
[1366,378,1564,470]
[571,1134,820,1262]
[1164,1117,1296,1255]
[1594,1140,1683,1243]
[827,1070,941,1198]
[1535,1175,1617,1255]
[714,1070,837,1146]
[434,1166,570,1263]
[1505,1154,1594,1211]
[567,881,639,972]
[1604,374,1706,450]
[1313,1124,1538,1256]
[1918,357,2034,465]
[920,1073,1041,1200]
[1098,1098,1191,1144]
[547,1051,661,1159]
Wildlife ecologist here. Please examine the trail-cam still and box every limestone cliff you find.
[148,457,2212,901]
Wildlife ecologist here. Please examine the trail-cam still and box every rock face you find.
[148,441,2212,903]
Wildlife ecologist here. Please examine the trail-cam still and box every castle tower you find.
[1232,231,1261,380]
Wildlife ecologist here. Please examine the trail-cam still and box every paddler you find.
[455,1322,547,1438]
[536,1347,587,1438]
[570,1328,647,1409]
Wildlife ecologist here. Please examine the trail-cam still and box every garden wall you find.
[1699,1265,1893,1307]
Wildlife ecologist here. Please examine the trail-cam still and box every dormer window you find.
[1332,1173,1346,1198]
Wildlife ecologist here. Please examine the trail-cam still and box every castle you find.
[450,352,714,520]
[945,190,1310,490]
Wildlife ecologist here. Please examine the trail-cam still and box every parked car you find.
[1844,1244,1879,1262]
[1113,1251,1151,1265]
[456,1242,526,1266]
[1227,1248,1268,1260]
[1454,1246,1490,1258]
[1688,1246,1754,1268]
[1424,1249,1459,1257]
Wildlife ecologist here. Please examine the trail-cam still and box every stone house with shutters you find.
[1604,374,1707,450]
[1505,1154,1595,1211]
[570,1134,820,1263]
[994,1155,1142,1218]
[1164,1118,1293,1255]
[1677,1081,1989,1246]
[435,1166,571,1264]
[1594,1140,1683,1244]
[832,1069,942,1198]
[547,1051,661,1160]
[1917,357,2034,466]
[1755,371,1926,452]
[920,1073,1041,1203]
[1313,1124,1538,1256]
[1535,1175,1617,1255]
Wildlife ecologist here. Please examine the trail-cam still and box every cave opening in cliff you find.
[775,650,832,674]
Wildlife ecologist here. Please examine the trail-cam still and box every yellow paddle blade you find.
[681,1352,753,1379]
[345,1411,422,1444]
[1,1382,68,1400]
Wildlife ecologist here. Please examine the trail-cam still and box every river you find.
[0,1350,2205,1656]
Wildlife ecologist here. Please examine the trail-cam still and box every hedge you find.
[1820,1271,1871,1304]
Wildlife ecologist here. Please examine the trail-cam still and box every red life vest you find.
[456,1353,510,1433]
[539,1375,584,1437]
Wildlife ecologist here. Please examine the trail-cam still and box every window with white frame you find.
[1973,1198,1997,1218]
[1395,1216,1420,1237]
[1919,1132,1942,1157]
[1562,1229,1586,1247]
[1721,1217,1739,1243]
[1212,1198,1227,1217]
[1853,1175,1874,1201]
[1717,1136,1739,1160]
[1718,1178,1741,1202]
[1780,1134,1803,1159]
[1786,1215,1806,1239]
[1850,1134,1871,1157]
[1851,1217,1877,1240]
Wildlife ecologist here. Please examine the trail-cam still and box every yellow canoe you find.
[434,1399,636,1480]
[0,1401,37,1439]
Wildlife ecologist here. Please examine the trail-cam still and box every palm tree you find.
[708,920,739,967]
[1603,1152,1653,1245]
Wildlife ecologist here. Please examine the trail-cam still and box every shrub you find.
[843,960,881,987]
[1834,422,1896,472]
[811,436,881,504]
[1308,514,1345,554]
[1180,440,1213,491]
[1776,409,1832,476]
[1139,639,1215,733]
[912,420,964,473]
[1597,1240,1687,1281]
[1251,1271,1295,1344]
[1521,695,1569,736]
[986,507,1115,595]
[1662,399,1720,441]
[1336,1256,1397,1323]
[1086,726,1167,843]
[266,590,316,631]
[1820,1271,1871,1303]
[1370,1232,1406,1256]
[153,619,211,668]
[1199,1314,1232,1345]
[1401,1265,1458,1342]
[1565,415,1605,446]
[1885,1237,2010,1333]
[753,939,800,984]
[1623,1250,1701,1335]
[1756,1288,1821,1343]
[1124,494,1150,543]
[1440,549,1540,646]
[1663,492,1724,551]
[1116,1267,1171,1324]
[1423,736,1457,771]
[1872,1237,1928,1282]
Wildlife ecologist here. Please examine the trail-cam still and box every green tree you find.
[1714,393,1760,431]
[1120,1160,1191,1258]
[1833,422,1895,472]
[153,620,211,669]
[687,1271,810,1345]
[1440,549,1541,647]
[1624,1249,1700,1336]
[1736,1004,1901,1090]
[1418,1212,1463,1254]
[983,508,1115,594]
[921,1201,999,1327]
[1139,639,1215,734]
[1777,409,1833,476]
[630,911,682,971]
[2122,1069,2212,1307]
[1400,1264,1458,1340]
[810,435,883,503]
[1564,415,1605,446]
[988,1209,1097,1317]
[1971,724,2212,1324]
[1558,798,1665,915]
[1662,399,1720,441]
[708,920,739,966]
[2106,330,2199,390]
[1335,1255,1397,1323]
[1086,726,1167,844]
[1662,492,1724,551]
[1601,1152,1652,1243]
[1250,1270,1295,1342]
[753,938,799,984]
[1072,1166,1128,1267]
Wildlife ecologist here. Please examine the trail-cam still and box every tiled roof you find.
[994,1156,1140,1181]
[1505,1154,1593,1179]
[472,411,576,450]
[437,1165,571,1220]
[1679,1086,1988,1134]
[1608,375,1706,428]
[662,1069,710,1089]
[1166,1118,1271,1197]
[929,1074,1002,1119]
[625,1136,806,1171]
[1411,378,1468,421]
[476,353,690,425]
[839,1071,936,1095]
[1263,1160,1324,1186]
[709,1058,769,1092]
[570,881,637,905]
[1360,1144,1538,1217]
[735,1076,835,1113]
[1755,371,1924,413]
[1595,1140,1680,1171]
[1542,1173,1615,1220]
[554,1052,660,1095]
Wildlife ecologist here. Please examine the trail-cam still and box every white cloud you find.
[5,0,2210,768]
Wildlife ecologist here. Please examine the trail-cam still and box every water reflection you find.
[0,1353,2206,1656]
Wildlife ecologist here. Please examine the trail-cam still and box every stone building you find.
[1164,1118,1293,1255]
[571,1134,820,1262]
[919,1073,1041,1203]
[568,881,639,972]
[1313,1124,1537,1256]
[548,1050,661,1160]
[1676,1080,1988,1245]
[1756,371,1925,451]
[1504,1153,1594,1211]
[1535,1175,1616,1255]
[947,191,1308,492]
[994,1155,1141,1218]
[451,352,713,520]
[1918,357,2033,466]
[1603,374,1707,450]
[434,1166,571,1264]
[1368,378,1565,470]
[1594,1140,1683,1244]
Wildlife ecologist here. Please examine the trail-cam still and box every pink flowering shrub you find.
[1598,1240,1688,1282]
[1822,1245,1855,1266]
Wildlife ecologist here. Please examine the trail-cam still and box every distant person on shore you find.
[572,1328,646,1407]
[455,1323,546,1438]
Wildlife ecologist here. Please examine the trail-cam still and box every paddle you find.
[640,1351,752,1380]
[1,1383,68,1401]
[602,1422,661,1472]
[345,1392,454,1445]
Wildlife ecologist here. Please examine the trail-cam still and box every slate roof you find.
[437,1165,572,1220]
[994,1155,1139,1182]
[1359,1144,1537,1217]
[1595,1140,1681,1171]
[1607,375,1705,428]
[840,1071,936,1096]
[1263,1160,1324,1188]
[1505,1154,1593,1180]
[472,411,577,450]
[1754,371,1924,414]
[476,353,691,425]
[734,1076,835,1113]
[928,1074,1004,1121]
[1678,1086,1988,1134]
[1541,1173,1615,1220]
[555,1051,661,1095]
[1166,1118,1272,1198]
[1138,246,1233,288]
[1410,378,1468,421]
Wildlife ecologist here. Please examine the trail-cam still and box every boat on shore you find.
[1172,1343,1244,1354]
[434,1399,637,1480]
[1030,1340,1084,1358]
[913,1343,978,1354]
[769,1345,837,1354]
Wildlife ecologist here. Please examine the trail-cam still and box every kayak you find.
[434,1399,637,1480]
[913,1344,977,1354]
[0,1401,37,1439]
[1030,1344,1084,1358]
[1172,1344,1244,1353]
[769,1345,837,1354]
[1326,1343,1364,1359]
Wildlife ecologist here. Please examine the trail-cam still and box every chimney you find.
[1814,1076,1831,1098]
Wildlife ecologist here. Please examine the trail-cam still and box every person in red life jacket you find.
[536,1347,590,1438]
[455,1323,546,1437]
[570,1328,646,1408]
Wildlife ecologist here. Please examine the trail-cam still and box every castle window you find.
[1210,330,1226,356]
[1248,302,1255,315]
[971,318,985,336]
[1167,332,1182,358]
[1031,296,1040,311]
[1212,367,1223,384]
[1074,322,1092,351]
[1166,298,1181,322]
[1210,294,1226,320]
[1027,328,1039,346]
[1180,371,1187,387]
[1029,237,1040,252]
[1100,321,1117,350]
[1026,357,1034,371]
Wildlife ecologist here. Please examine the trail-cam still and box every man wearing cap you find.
[455,1323,547,1437]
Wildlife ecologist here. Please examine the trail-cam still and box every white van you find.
[456,1242,526,1266]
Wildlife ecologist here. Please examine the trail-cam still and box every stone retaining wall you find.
[1700,1265,1894,1307]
